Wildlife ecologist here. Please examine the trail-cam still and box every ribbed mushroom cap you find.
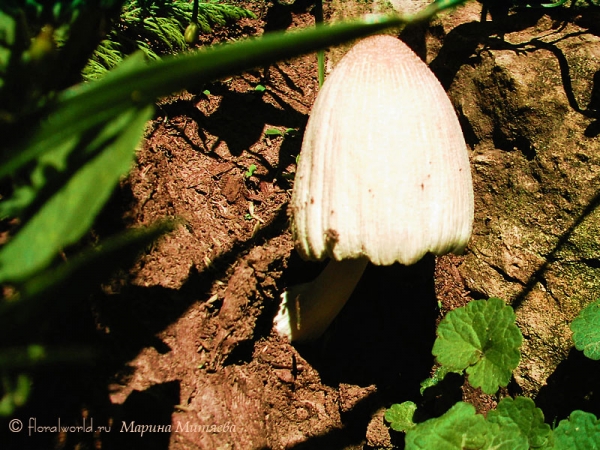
[291,35,474,266]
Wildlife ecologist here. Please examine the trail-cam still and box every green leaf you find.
[486,422,530,450]
[405,402,529,450]
[405,402,489,449]
[487,397,553,449]
[265,128,284,136]
[0,105,154,283]
[385,401,417,432]
[553,410,600,449]
[571,299,600,360]
[420,365,452,395]
[432,298,522,395]
[244,164,257,178]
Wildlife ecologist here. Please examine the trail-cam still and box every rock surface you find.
[438,4,600,395]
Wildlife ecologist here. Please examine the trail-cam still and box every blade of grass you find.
[0,105,154,283]
[314,0,325,87]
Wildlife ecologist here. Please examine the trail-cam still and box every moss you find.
[557,208,600,259]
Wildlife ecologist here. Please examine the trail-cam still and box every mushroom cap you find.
[291,35,474,266]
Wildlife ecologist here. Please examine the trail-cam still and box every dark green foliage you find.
[0,104,156,283]
[0,1,126,124]
[83,0,257,80]
[486,397,553,449]
[387,298,598,447]
[0,373,30,416]
[3,1,124,24]
[402,398,557,449]
[405,401,529,450]
[553,410,600,449]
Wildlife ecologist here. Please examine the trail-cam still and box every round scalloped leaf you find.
[571,299,600,360]
[487,397,553,449]
[385,401,417,432]
[405,402,489,449]
[487,422,530,450]
[404,401,528,450]
[432,298,522,395]
[553,410,600,449]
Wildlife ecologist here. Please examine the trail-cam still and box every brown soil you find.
[3,3,515,450]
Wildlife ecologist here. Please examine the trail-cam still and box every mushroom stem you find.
[274,257,369,342]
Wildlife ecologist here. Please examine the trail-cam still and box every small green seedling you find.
[202,89,211,96]
[265,128,283,136]
[244,202,263,238]
[244,164,257,178]
[264,127,298,137]
[254,84,267,93]
[571,298,600,360]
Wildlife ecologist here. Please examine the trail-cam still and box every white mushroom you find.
[274,35,474,342]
